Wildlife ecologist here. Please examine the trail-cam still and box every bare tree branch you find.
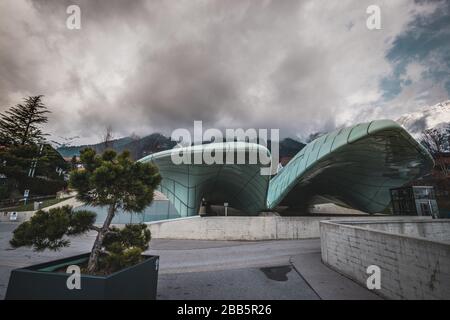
[421,126,450,177]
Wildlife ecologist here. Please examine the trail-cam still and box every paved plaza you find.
[0,222,380,300]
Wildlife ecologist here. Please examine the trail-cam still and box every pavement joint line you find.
[289,256,322,300]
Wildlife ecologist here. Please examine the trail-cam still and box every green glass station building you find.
[138,120,434,216]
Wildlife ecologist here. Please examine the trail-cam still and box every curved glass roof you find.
[139,120,434,216]
[266,119,433,213]
[139,142,271,216]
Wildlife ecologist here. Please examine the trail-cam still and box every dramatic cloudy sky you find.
[0,0,449,144]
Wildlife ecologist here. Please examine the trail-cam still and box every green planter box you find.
[5,253,159,300]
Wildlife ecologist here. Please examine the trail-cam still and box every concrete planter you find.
[5,253,159,300]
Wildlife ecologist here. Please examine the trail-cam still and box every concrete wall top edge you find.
[320,219,450,247]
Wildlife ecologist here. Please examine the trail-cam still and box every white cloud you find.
[0,0,447,145]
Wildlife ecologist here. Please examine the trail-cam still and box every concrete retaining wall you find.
[147,216,326,240]
[147,215,431,241]
[320,219,450,299]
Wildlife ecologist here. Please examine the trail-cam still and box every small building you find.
[390,186,440,218]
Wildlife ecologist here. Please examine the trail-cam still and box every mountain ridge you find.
[396,100,450,138]
[57,134,306,160]
[57,100,450,159]
[396,100,450,152]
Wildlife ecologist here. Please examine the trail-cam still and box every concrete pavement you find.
[0,222,380,300]
[157,266,319,300]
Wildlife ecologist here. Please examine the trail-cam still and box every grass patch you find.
[3,197,73,212]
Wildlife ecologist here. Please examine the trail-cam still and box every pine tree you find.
[0,95,50,146]
[70,148,161,272]
[10,148,161,274]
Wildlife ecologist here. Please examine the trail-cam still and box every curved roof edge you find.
[138,141,270,163]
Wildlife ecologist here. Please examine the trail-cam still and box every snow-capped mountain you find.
[396,100,450,139]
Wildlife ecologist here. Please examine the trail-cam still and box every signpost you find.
[224,202,228,216]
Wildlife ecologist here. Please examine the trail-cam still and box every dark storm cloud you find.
[0,0,448,144]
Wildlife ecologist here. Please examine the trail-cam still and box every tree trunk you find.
[87,203,116,273]
[21,114,32,145]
